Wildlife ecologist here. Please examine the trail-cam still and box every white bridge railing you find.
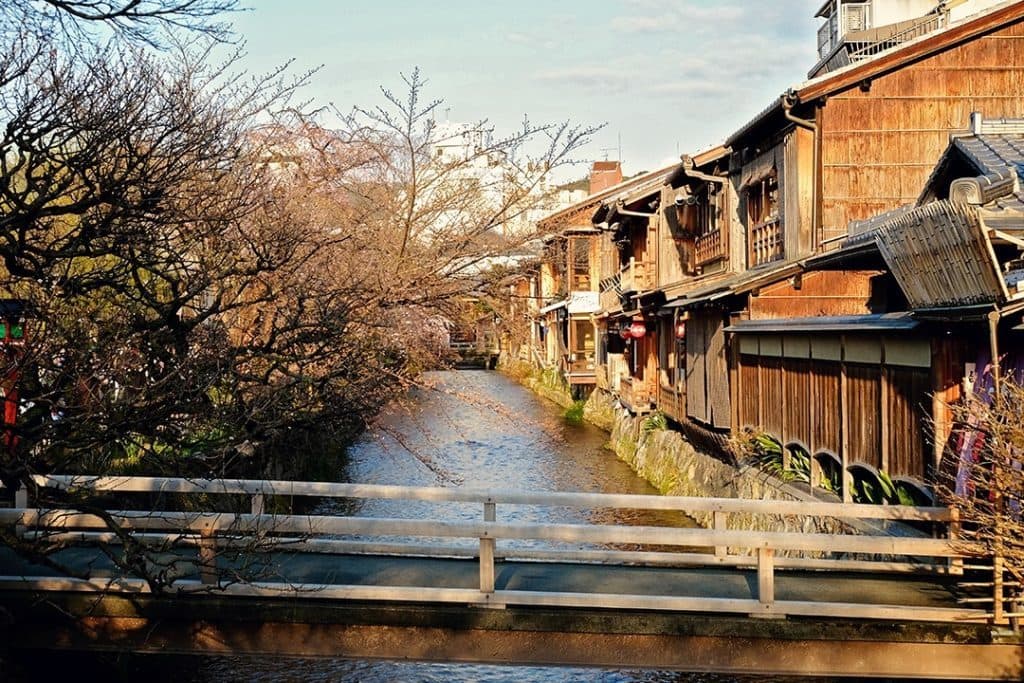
[0,475,991,623]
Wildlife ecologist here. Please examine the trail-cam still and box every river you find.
[15,371,834,682]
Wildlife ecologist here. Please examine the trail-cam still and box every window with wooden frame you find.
[568,236,591,291]
[747,174,778,226]
[693,183,727,266]
[746,172,782,267]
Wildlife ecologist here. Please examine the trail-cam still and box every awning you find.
[725,313,919,334]
[538,299,568,315]
[566,291,600,315]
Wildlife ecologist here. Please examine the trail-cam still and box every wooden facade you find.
[816,16,1024,241]
[734,332,931,477]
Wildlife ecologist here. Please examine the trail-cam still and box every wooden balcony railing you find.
[695,229,726,266]
[600,288,621,313]
[571,274,592,291]
[567,356,597,384]
[620,377,653,414]
[749,217,783,267]
[619,257,650,294]
[658,384,685,423]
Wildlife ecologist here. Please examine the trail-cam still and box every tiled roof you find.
[948,132,1024,213]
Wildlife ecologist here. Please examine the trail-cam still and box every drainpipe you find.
[988,308,1002,408]
[680,155,727,186]
[614,204,657,218]
[782,91,822,251]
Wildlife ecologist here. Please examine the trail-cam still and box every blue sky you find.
[233,1,822,177]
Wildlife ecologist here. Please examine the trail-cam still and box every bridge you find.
[2,475,1022,680]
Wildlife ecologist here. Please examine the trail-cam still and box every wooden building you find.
[591,170,674,413]
[727,114,1024,499]
[517,1,1024,501]
[526,165,675,395]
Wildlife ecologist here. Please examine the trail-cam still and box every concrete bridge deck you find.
[0,545,968,611]
[2,475,1023,679]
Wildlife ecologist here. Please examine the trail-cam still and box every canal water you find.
[15,371,835,682]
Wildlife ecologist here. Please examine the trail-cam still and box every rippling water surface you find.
[17,371,836,682]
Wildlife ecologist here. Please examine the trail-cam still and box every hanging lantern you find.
[629,320,647,339]
[675,320,686,340]
[618,324,632,340]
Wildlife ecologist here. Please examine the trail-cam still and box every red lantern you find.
[675,321,686,340]
[629,321,646,339]
[618,325,632,340]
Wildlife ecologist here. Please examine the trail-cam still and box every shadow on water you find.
[3,650,848,683]
[11,371,841,682]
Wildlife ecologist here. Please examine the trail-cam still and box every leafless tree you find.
[4,0,239,47]
[0,5,598,589]
[941,380,1024,618]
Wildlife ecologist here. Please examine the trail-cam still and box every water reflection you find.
[316,371,694,557]
[9,652,839,683]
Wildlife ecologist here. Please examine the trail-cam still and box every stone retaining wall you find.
[587,389,852,535]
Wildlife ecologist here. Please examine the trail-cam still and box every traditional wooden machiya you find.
[521,0,1024,504]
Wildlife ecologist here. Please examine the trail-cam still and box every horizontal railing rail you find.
[27,474,957,521]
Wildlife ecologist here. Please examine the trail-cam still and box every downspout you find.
[680,156,727,186]
[614,203,657,218]
[782,90,822,251]
[988,308,1002,408]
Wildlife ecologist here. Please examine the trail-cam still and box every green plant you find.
[641,411,667,434]
[851,466,901,505]
[742,431,790,480]
[814,453,843,495]
[563,400,585,425]
[787,443,812,484]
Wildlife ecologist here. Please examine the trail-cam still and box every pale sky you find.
[233,1,823,177]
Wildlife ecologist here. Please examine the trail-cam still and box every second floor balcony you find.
[618,257,650,294]
[695,228,726,267]
[749,217,783,268]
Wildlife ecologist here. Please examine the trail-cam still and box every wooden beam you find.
[989,228,1024,249]
[26,475,958,521]
[840,336,852,503]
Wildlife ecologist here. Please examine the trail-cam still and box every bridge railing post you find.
[199,522,217,586]
[713,510,727,558]
[14,483,27,538]
[947,506,963,575]
[994,554,1006,625]
[251,492,265,515]
[480,500,496,594]
[755,546,776,617]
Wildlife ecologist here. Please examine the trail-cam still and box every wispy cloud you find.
[530,1,820,162]
[535,65,634,95]
[611,1,746,33]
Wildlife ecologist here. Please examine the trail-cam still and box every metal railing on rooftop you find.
[848,12,946,62]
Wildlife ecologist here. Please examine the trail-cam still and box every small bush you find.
[563,400,586,425]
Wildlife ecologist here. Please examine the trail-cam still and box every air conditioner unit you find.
[843,3,871,33]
